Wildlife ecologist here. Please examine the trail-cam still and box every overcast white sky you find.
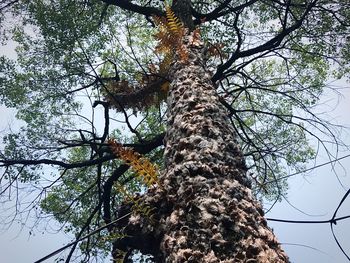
[1,42,350,263]
[268,84,350,263]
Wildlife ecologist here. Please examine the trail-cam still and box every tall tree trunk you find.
[113,34,289,262]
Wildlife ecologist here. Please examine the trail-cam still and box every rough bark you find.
[113,34,289,263]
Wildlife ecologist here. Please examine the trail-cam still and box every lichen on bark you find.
[113,32,289,263]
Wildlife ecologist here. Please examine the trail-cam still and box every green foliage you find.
[40,140,146,260]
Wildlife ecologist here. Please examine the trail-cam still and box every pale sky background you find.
[1,39,350,263]
[268,84,350,263]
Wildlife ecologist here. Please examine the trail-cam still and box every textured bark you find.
[113,34,289,263]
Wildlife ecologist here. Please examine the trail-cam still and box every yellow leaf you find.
[108,139,158,187]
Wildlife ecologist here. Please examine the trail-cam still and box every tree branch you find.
[212,0,318,82]
[192,0,258,24]
[101,0,163,17]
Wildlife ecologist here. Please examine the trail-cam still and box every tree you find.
[0,0,349,262]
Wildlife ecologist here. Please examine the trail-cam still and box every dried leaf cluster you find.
[103,77,167,112]
[153,5,188,62]
[108,139,159,187]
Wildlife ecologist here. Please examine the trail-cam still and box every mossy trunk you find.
[113,34,289,263]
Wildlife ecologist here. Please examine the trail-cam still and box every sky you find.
[1,33,350,263]
[267,85,350,263]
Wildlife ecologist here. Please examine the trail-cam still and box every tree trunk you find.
[113,33,289,262]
